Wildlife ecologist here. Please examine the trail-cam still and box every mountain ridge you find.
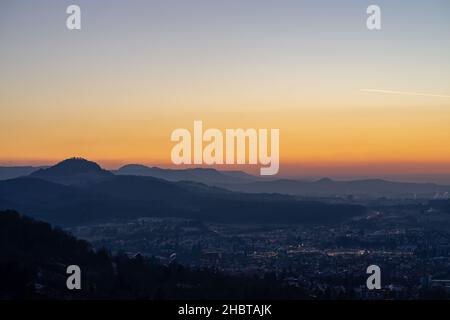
[3,158,449,198]
[29,158,114,185]
[0,159,366,226]
[115,163,450,198]
[114,163,258,185]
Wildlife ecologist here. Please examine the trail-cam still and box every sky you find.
[1,0,450,180]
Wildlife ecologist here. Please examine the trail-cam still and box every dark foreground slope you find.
[0,210,307,299]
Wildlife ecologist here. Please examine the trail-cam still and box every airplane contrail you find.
[360,89,450,99]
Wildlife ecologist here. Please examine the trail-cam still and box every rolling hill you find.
[0,166,43,180]
[114,164,258,184]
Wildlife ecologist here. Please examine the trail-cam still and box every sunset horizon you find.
[2,0,450,180]
[2,0,450,306]
[3,156,450,184]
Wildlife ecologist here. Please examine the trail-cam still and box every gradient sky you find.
[1,0,450,179]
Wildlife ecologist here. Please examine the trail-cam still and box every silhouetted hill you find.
[115,164,258,184]
[30,158,113,185]
[85,175,192,202]
[0,166,44,180]
[0,210,307,299]
[0,175,145,225]
[224,178,450,198]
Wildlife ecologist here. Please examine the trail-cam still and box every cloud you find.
[360,89,450,99]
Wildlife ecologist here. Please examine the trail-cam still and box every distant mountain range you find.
[0,166,46,180]
[221,178,450,198]
[115,164,450,199]
[2,159,449,199]
[0,158,365,226]
[114,164,258,184]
